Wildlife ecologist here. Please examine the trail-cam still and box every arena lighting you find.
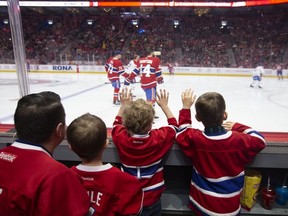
[87,19,93,25]
[174,20,180,25]
[221,20,227,26]
[47,19,53,25]
[131,19,139,26]
[0,1,287,7]
[4,19,8,24]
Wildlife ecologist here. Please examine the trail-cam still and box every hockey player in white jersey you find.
[125,53,139,94]
[250,65,264,88]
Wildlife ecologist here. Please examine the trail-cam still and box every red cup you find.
[261,187,276,210]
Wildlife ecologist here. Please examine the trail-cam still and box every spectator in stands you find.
[1,8,287,67]
[176,89,266,216]
[67,113,143,216]
[112,88,178,216]
[0,91,93,215]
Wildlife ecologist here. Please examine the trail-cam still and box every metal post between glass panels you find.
[7,0,30,97]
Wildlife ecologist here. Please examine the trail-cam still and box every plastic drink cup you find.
[261,187,276,210]
[275,186,288,205]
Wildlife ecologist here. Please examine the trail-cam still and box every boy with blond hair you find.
[112,88,178,216]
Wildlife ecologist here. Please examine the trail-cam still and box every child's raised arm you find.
[156,89,174,119]
[181,89,196,109]
[117,88,132,117]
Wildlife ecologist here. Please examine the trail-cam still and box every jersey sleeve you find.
[112,116,128,148]
[104,60,109,72]
[117,61,125,75]
[231,123,266,161]
[152,123,178,156]
[154,58,162,77]
[178,109,192,128]
[176,109,197,158]
[115,173,143,215]
[124,68,139,85]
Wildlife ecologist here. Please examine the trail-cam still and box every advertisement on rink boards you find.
[0,64,286,77]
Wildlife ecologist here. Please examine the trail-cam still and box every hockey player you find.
[250,65,264,88]
[126,53,140,94]
[276,64,284,80]
[112,88,178,216]
[126,53,140,79]
[124,50,164,114]
[105,50,128,105]
[167,62,174,75]
[67,113,143,216]
[176,89,266,216]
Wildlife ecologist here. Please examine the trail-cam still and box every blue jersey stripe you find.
[122,161,163,178]
[191,168,244,195]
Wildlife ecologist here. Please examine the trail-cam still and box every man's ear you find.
[105,139,109,148]
[56,122,65,139]
[223,112,228,120]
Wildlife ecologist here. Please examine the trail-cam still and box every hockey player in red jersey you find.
[167,62,174,75]
[275,64,284,80]
[67,113,143,216]
[105,50,128,105]
[124,50,164,110]
[0,91,93,216]
[176,89,266,216]
[112,88,178,216]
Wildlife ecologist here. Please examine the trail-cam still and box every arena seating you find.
[0,5,287,68]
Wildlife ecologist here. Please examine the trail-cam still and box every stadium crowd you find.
[0,6,287,68]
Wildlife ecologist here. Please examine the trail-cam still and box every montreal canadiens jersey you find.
[0,141,91,216]
[176,109,266,216]
[276,65,282,72]
[71,163,143,216]
[105,57,125,81]
[127,56,162,89]
[112,116,178,206]
[126,59,138,74]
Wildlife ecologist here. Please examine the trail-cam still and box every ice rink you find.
[0,72,287,133]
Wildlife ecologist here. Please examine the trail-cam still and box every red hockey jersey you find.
[71,163,143,216]
[126,56,163,89]
[112,116,177,206]
[176,109,266,216]
[0,141,91,216]
[105,57,125,81]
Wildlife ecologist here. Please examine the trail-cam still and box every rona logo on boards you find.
[53,65,73,71]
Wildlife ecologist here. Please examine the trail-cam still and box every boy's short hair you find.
[67,113,107,161]
[195,92,226,127]
[14,91,65,144]
[123,99,155,135]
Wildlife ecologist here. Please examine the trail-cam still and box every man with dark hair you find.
[0,91,93,216]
